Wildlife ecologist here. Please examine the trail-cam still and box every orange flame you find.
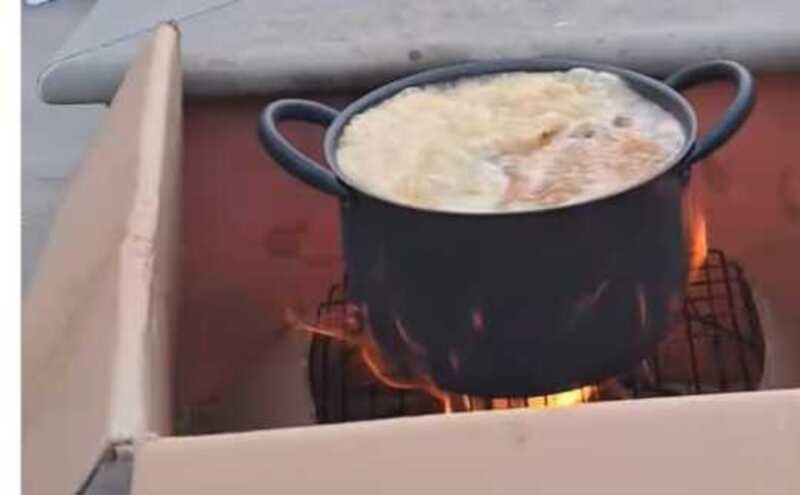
[289,307,598,412]
[684,189,709,276]
[288,308,454,406]
[690,213,708,271]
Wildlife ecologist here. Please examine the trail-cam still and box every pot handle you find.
[665,60,755,165]
[258,99,348,198]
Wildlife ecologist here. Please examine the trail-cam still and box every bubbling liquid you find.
[336,68,685,212]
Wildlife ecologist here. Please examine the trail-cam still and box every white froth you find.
[336,68,685,212]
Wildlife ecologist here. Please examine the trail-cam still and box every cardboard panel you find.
[132,390,800,495]
[22,25,181,495]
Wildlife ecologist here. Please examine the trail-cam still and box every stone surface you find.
[40,0,800,104]
[22,0,103,291]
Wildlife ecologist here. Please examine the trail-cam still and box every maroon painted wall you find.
[177,76,799,409]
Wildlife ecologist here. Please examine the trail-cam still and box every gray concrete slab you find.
[39,0,800,104]
[22,0,104,291]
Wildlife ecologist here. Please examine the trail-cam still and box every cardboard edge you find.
[130,389,800,495]
[22,24,182,495]
[107,22,181,442]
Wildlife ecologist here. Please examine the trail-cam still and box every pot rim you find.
[323,58,698,216]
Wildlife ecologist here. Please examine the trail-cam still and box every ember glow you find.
[481,386,597,410]
[526,386,597,408]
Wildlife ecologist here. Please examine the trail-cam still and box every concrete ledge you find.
[40,0,800,104]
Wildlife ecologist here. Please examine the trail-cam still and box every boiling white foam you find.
[336,68,685,212]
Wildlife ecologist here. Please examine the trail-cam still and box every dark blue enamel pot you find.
[258,59,754,396]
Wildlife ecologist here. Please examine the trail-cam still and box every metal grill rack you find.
[308,249,764,423]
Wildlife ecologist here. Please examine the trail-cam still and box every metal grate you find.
[308,250,765,423]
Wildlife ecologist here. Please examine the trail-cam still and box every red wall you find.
[684,75,799,317]
[178,75,800,407]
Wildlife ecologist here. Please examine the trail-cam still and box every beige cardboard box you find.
[22,25,800,495]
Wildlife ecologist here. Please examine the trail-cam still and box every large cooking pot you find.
[257,59,754,396]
